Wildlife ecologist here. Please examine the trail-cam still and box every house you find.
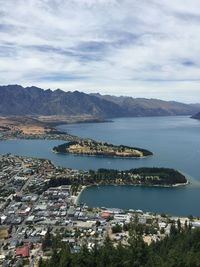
[16,246,29,257]
[101,212,110,220]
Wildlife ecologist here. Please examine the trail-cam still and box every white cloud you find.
[0,0,200,102]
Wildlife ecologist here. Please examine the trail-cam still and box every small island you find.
[53,140,153,158]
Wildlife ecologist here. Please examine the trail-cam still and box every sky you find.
[0,0,200,102]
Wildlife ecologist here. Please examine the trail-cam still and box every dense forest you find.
[46,167,187,191]
[88,167,187,186]
[39,226,200,267]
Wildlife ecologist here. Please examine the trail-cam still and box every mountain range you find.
[0,85,200,118]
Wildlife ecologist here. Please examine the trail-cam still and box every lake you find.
[1,116,200,216]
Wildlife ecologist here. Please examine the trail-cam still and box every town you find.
[0,154,199,266]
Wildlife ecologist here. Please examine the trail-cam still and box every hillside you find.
[40,227,200,267]
[0,85,199,117]
[92,93,200,117]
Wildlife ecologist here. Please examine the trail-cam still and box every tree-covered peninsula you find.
[47,167,188,189]
[53,140,153,158]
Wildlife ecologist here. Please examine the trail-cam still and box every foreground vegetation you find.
[39,224,200,267]
[53,140,153,158]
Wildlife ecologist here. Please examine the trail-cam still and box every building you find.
[16,246,30,257]
[101,212,110,220]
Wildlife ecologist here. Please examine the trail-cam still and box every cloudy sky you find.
[0,0,200,102]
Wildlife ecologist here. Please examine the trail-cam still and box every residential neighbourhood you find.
[0,154,199,266]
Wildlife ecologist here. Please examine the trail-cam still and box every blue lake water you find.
[1,116,200,216]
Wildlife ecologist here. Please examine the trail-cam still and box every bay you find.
[1,115,200,215]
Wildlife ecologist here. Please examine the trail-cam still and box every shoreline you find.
[171,180,190,187]
[77,181,189,192]
[74,185,87,205]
